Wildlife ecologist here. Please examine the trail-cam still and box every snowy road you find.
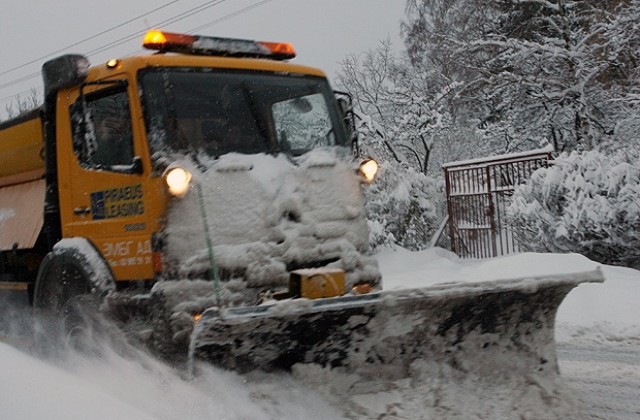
[558,342,640,419]
[2,249,639,419]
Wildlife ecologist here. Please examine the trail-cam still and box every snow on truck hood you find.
[163,149,379,293]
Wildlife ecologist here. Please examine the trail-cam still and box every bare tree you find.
[2,88,41,121]
[337,38,470,175]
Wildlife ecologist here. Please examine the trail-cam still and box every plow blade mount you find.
[190,269,603,377]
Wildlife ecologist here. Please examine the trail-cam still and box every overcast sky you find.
[0,0,405,113]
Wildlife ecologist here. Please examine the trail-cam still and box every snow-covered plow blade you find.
[190,269,604,377]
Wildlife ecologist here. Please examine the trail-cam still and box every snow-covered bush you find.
[364,160,444,251]
[352,113,446,251]
[508,150,640,267]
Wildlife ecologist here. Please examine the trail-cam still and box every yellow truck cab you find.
[0,30,380,319]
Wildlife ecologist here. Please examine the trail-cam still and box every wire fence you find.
[443,150,552,259]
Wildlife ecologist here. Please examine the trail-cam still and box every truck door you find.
[57,82,154,281]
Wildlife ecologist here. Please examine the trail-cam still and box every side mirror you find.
[42,54,90,98]
[337,97,352,116]
[333,91,358,149]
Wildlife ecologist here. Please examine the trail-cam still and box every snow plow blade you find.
[190,269,603,377]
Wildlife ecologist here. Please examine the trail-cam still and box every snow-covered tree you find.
[508,150,640,267]
[337,39,469,176]
[363,158,444,251]
[337,46,453,250]
[403,0,640,153]
[340,0,640,253]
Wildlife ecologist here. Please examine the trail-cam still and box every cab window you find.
[272,93,335,154]
[70,88,134,170]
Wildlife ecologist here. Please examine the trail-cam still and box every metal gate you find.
[443,150,552,259]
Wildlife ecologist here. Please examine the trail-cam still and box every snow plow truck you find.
[0,30,602,378]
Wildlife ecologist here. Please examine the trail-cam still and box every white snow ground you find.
[1,248,639,419]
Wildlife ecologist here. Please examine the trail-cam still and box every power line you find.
[0,0,227,94]
[120,0,276,59]
[0,70,40,92]
[0,0,277,99]
[89,0,276,57]
[154,0,231,29]
[0,1,180,78]
[120,0,276,57]
[19,0,232,65]
[82,0,231,57]
[188,0,274,33]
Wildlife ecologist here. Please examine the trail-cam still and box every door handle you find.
[73,207,92,216]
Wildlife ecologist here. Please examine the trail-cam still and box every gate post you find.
[444,166,456,254]
[486,165,497,257]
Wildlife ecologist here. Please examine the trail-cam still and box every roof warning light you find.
[142,30,296,61]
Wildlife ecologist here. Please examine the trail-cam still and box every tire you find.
[34,253,92,314]
[33,240,115,354]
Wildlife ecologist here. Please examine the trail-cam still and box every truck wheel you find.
[33,240,115,352]
[34,255,92,314]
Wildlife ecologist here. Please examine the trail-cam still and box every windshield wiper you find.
[241,83,272,148]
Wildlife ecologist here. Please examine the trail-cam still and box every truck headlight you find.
[164,167,192,197]
[358,159,379,183]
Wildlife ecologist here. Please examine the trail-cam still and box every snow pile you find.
[293,361,578,419]
[0,340,343,420]
[508,150,640,268]
[0,344,158,420]
[162,150,380,305]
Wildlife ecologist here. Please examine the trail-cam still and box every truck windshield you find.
[139,68,348,162]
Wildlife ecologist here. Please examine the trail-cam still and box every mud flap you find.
[190,269,604,377]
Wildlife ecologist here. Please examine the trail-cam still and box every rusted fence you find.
[443,150,552,259]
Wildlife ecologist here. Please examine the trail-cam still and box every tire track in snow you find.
[558,342,640,419]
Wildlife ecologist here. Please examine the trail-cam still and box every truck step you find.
[0,281,29,291]
[0,281,31,307]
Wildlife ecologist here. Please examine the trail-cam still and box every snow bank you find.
[0,343,157,420]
